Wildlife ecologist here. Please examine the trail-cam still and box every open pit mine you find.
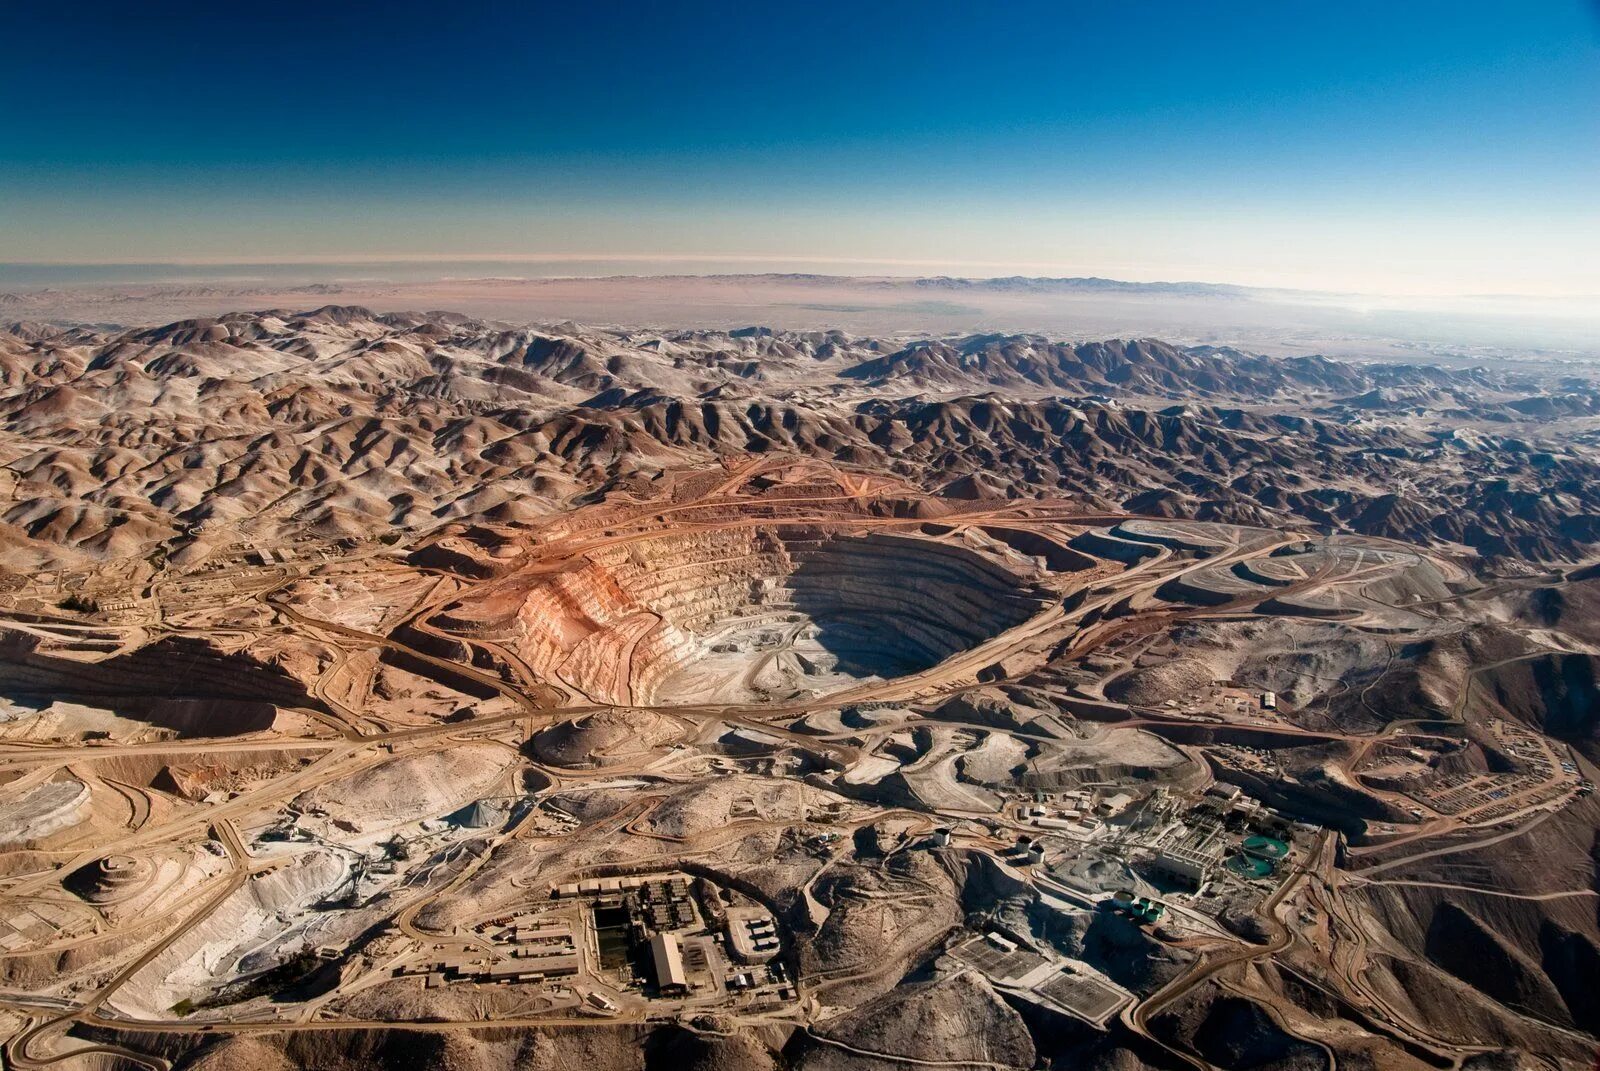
[0,312,1598,1071]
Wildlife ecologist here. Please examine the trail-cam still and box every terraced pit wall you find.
[441,526,1050,704]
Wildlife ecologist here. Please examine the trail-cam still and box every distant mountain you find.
[899,275,1262,297]
[838,335,1411,396]
[664,272,1291,298]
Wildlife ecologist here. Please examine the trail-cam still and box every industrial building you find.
[1096,791,1137,816]
[1150,842,1223,889]
[650,932,688,995]
[726,908,782,963]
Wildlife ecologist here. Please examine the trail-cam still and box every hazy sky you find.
[2,1,1597,296]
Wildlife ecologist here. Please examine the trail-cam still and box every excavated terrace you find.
[440,524,1054,706]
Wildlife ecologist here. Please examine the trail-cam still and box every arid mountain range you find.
[2,306,1598,571]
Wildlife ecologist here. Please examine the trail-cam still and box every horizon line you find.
[3,257,1598,303]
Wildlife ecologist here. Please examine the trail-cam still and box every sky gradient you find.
[2,1,1597,295]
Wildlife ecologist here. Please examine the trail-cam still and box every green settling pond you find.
[1227,855,1274,879]
[1242,835,1289,859]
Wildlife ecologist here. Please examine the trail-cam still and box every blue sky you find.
[2,1,1596,294]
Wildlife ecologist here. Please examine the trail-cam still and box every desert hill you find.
[1,309,1597,571]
